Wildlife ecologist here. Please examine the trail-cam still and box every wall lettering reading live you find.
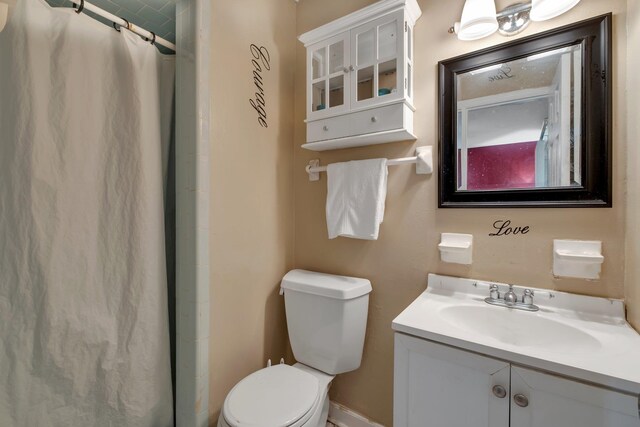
[249,44,271,128]
[489,220,530,236]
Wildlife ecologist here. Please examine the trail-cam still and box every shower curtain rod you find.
[68,0,176,51]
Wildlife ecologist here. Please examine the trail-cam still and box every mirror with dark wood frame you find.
[438,14,611,208]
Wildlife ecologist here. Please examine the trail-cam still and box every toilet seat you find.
[222,364,320,427]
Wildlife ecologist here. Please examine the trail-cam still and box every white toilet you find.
[218,269,372,427]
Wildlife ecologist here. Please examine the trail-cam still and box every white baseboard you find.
[327,401,385,427]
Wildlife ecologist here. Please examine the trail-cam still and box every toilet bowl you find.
[217,363,333,427]
[218,270,371,427]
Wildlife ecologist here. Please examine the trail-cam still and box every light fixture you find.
[454,0,499,41]
[530,0,581,21]
[496,3,530,36]
[449,0,582,40]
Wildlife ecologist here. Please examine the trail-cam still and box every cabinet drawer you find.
[307,103,406,143]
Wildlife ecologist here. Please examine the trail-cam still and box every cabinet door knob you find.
[323,125,329,131]
[342,67,349,74]
[371,116,378,123]
[513,394,529,407]
[492,385,507,399]
[349,65,355,72]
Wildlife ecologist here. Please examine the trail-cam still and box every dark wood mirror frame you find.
[438,14,612,208]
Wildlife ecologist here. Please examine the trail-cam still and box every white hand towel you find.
[326,158,388,240]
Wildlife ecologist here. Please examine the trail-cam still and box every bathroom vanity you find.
[392,274,640,427]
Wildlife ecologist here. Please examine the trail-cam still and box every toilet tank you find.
[280,269,372,375]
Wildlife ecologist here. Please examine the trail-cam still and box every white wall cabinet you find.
[394,333,640,427]
[299,0,421,151]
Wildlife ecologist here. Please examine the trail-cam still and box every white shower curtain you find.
[0,0,174,425]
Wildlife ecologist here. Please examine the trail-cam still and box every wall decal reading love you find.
[249,44,271,128]
[489,219,530,236]
[488,66,515,82]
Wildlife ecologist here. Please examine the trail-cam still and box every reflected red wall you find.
[467,141,536,190]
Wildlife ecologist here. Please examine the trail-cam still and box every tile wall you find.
[175,0,209,425]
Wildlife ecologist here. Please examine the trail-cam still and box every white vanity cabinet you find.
[510,366,639,427]
[394,333,640,427]
[298,0,421,151]
[394,333,510,427]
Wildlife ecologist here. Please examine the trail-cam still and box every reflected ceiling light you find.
[469,63,503,75]
[449,0,582,40]
[530,0,581,21]
[454,0,499,41]
[526,46,573,61]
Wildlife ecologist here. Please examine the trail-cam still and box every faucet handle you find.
[522,289,534,305]
[489,284,500,300]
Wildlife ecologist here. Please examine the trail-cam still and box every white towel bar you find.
[305,147,432,181]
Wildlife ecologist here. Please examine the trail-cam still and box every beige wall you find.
[626,0,640,331]
[208,0,297,421]
[294,0,628,425]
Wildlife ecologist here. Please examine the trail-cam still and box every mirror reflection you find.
[456,44,582,191]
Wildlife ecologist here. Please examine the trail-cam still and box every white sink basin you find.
[392,274,640,395]
[439,305,601,353]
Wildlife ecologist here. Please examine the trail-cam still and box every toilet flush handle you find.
[279,287,284,296]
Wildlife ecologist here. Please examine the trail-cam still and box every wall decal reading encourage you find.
[489,219,530,236]
[249,44,271,128]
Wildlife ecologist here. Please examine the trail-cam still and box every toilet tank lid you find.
[281,269,372,300]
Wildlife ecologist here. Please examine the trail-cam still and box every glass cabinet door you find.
[308,33,350,118]
[350,11,404,108]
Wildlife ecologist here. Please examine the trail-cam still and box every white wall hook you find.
[553,240,604,279]
[439,233,473,265]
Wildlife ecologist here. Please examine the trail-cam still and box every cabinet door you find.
[307,32,350,120]
[394,334,510,427]
[511,366,639,427]
[350,10,404,110]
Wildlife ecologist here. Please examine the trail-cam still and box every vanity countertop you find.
[392,274,640,395]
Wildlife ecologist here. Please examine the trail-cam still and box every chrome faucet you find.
[485,284,539,312]
[503,285,518,306]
